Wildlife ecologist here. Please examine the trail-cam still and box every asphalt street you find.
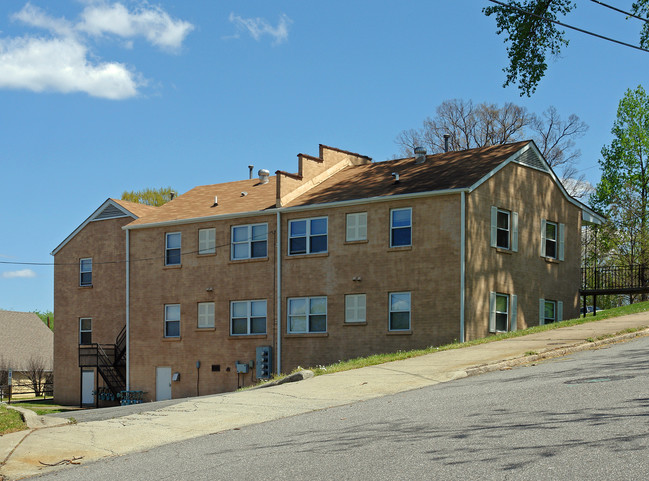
[28,335,649,480]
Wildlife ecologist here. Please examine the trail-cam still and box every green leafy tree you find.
[484,1,649,96]
[121,187,177,207]
[591,85,649,298]
[33,310,54,331]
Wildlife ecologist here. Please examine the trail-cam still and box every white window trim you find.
[164,304,181,338]
[345,294,366,323]
[165,232,182,266]
[79,258,92,287]
[490,206,518,252]
[346,212,368,242]
[489,292,517,333]
[390,208,412,247]
[197,302,215,329]
[541,220,564,260]
[79,318,92,344]
[389,291,411,331]
[288,217,328,256]
[231,223,268,260]
[230,300,267,335]
[287,296,328,333]
[198,228,216,255]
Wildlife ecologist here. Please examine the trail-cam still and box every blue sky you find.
[0,1,646,313]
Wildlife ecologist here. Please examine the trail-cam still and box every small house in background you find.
[52,141,604,406]
[0,310,53,394]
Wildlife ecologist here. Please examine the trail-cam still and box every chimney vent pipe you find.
[443,134,450,153]
[248,165,254,179]
[414,146,426,164]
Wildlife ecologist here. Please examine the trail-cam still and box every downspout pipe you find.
[460,191,466,343]
[276,210,282,375]
[126,228,130,391]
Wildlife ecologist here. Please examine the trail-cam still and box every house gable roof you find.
[51,198,158,255]
[0,310,53,371]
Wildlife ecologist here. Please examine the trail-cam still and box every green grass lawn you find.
[0,405,27,435]
[300,301,649,377]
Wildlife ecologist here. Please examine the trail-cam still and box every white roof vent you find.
[258,169,270,184]
[414,146,426,164]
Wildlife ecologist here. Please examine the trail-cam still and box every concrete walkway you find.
[2,313,649,480]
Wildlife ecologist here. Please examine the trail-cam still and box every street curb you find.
[464,326,649,377]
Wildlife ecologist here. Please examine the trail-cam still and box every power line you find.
[488,0,649,54]
[589,0,649,23]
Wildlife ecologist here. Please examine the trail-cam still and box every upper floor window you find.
[79,258,92,286]
[232,223,268,260]
[541,220,564,260]
[389,292,411,331]
[345,294,366,323]
[540,299,563,325]
[231,300,267,335]
[197,302,215,329]
[490,207,518,251]
[288,297,327,333]
[489,292,517,333]
[165,232,181,266]
[289,218,327,255]
[79,318,92,344]
[346,212,367,242]
[164,304,180,338]
[390,208,412,247]
[198,228,216,255]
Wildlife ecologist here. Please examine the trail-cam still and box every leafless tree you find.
[24,356,47,397]
[395,99,590,198]
[0,356,8,386]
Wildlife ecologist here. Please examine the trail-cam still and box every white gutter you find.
[460,191,466,343]
[276,210,282,375]
[125,229,130,390]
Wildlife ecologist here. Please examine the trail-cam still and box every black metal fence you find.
[581,265,649,291]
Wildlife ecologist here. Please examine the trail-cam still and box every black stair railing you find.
[78,325,127,399]
[581,265,649,291]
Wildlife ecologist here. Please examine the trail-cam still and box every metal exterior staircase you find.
[79,326,126,398]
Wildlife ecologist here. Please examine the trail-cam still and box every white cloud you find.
[0,2,193,99]
[78,2,194,53]
[0,35,140,99]
[2,269,36,279]
[228,13,292,45]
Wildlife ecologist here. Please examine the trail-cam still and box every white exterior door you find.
[156,367,172,401]
[81,370,94,405]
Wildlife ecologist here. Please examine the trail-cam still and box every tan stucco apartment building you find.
[52,141,603,406]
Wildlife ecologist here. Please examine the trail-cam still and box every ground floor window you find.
[164,304,180,338]
[79,318,92,344]
[389,292,411,331]
[345,294,366,323]
[231,300,267,335]
[540,299,563,325]
[288,297,327,333]
[489,292,517,332]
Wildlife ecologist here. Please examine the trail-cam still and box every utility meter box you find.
[256,346,272,379]
[235,362,249,374]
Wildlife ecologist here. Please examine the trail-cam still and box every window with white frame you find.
[490,207,518,251]
[389,292,411,331]
[231,223,268,259]
[165,232,181,266]
[489,292,517,333]
[288,297,327,333]
[390,208,412,247]
[541,220,564,260]
[230,300,267,335]
[345,294,366,323]
[197,302,215,328]
[289,218,327,255]
[346,212,367,242]
[164,304,180,338]
[79,318,92,344]
[79,258,92,286]
[198,228,216,255]
[540,299,562,325]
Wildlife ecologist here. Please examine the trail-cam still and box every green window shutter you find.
[558,223,565,261]
[489,291,496,333]
[557,301,563,322]
[540,219,547,257]
[491,206,498,248]
[539,298,545,325]
[510,294,517,331]
[512,211,519,252]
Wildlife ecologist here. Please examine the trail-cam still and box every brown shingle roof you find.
[286,141,530,206]
[0,310,53,371]
[112,198,159,218]
[128,177,277,226]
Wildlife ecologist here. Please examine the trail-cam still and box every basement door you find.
[81,370,94,405]
[156,366,172,401]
